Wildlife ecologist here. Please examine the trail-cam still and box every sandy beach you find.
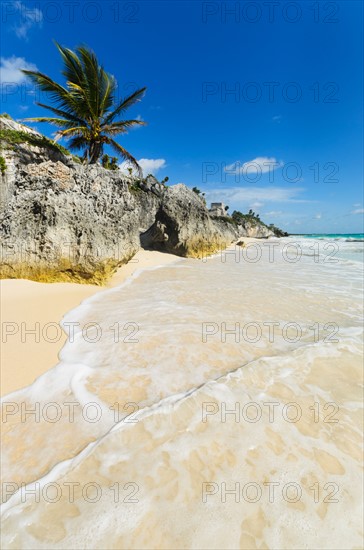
[1,2,362,545]
[0,249,179,397]
[1,237,363,549]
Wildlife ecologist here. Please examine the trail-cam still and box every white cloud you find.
[272,115,282,123]
[250,201,264,209]
[204,186,307,204]
[12,1,43,39]
[120,158,166,176]
[0,56,38,84]
[264,211,283,217]
[225,156,284,175]
[138,158,166,176]
[351,208,364,215]
[314,213,322,219]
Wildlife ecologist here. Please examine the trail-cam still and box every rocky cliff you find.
[0,117,274,284]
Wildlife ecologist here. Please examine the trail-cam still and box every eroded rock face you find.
[141,185,240,257]
[0,148,159,283]
[243,221,275,239]
[0,118,274,283]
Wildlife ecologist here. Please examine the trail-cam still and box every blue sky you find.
[1,0,363,233]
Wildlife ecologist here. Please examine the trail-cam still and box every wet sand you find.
[0,250,178,396]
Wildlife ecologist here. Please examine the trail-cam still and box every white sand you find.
[0,250,178,396]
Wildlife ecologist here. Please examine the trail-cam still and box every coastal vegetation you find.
[21,43,146,173]
[0,127,72,157]
[230,209,288,236]
[215,215,235,224]
[232,209,262,225]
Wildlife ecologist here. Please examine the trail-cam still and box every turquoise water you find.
[284,234,364,264]
[293,233,364,241]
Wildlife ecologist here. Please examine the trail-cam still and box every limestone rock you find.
[0,116,277,283]
[140,184,237,257]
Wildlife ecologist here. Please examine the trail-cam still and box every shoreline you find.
[1,237,363,549]
[0,249,180,397]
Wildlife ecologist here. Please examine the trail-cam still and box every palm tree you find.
[21,43,146,173]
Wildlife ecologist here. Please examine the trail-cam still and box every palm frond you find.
[77,46,101,118]
[104,87,147,125]
[102,120,146,135]
[57,126,90,137]
[109,139,142,176]
[21,70,80,115]
[55,42,85,88]
[22,117,78,129]
[34,102,86,125]
[55,42,96,119]
[99,70,116,115]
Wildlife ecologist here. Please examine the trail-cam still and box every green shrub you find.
[129,182,142,194]
[0,156,6,174]
[101,154,119,170]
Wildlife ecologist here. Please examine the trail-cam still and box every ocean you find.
[291,233,364,263]
[1,236,363,549]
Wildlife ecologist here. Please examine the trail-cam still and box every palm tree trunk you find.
[88,141,102,164]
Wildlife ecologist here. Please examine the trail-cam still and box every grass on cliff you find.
[211,211,267,228]
[0,128,72,157]
[211,215,236,225]
[231,210,268,227]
